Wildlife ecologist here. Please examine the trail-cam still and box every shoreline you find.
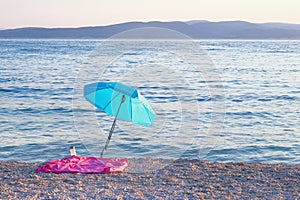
[1,158,299,199]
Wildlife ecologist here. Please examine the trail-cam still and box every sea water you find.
[0,39,299,163]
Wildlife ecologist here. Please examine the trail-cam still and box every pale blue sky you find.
[1,0,299,28]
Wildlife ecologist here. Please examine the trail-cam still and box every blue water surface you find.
[0,39,299,163]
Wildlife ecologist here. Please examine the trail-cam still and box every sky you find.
[0,0,299,29]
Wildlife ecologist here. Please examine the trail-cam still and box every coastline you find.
[1,158,299,199]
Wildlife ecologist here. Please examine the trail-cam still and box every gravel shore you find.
[1,158,299,199]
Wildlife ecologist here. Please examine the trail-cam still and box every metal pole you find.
[101,95,126,157]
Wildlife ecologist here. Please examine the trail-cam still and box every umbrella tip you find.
[122,95,126,103]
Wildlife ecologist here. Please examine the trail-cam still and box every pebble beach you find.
[1,158,299,199]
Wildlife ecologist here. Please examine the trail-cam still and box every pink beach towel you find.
[35,156,128,174]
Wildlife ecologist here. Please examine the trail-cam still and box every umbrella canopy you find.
[84,82,156,157]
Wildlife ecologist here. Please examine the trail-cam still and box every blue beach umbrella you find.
[84,82,156,157]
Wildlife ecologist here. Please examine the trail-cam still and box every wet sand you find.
[1,158,299,199]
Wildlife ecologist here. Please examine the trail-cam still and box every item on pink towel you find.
[35,156,128,174]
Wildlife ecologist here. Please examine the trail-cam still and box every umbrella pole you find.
[101,95,126,157]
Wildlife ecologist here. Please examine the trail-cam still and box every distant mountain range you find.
[0,20,300,39]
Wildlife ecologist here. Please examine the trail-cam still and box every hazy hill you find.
[0,20,299,39]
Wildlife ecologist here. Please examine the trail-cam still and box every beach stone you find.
[0,159,299,199]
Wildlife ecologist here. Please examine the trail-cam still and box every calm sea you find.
[0,39,299,163]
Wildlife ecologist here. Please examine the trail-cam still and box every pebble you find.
[0,159,299,199]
